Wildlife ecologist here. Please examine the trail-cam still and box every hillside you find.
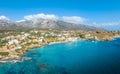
[0,19,102,31]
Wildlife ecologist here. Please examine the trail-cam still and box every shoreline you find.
[0,37,120,63]
[0,40,80,63]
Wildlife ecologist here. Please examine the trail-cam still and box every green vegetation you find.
[79,34,85,38]
[0,39,8,47]
[45,36,57,38]
[15,49,22,53]
[96,31,100,33]
[0,40,8,44]
[0,52,9,56]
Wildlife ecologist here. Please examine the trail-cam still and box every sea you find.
[0,38,120,74]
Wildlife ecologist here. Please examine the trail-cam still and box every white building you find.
[16,46,22,49]
[85,34,91,38]
[68,37,78,41]
[24,33,30,37]
[8,39,19,45]
[39,39,44,42]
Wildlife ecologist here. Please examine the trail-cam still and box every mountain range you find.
[0,19,102,31]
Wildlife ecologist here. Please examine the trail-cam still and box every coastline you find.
[0,41,68,63]
[0,39,82,63]
[0,37,120,63]
[48,41,68,45]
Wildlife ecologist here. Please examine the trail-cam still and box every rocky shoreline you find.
[1,37,120,63]
[0,30,120,63]
[0,40,69,63]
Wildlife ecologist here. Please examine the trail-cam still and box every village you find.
[0,29,120,62]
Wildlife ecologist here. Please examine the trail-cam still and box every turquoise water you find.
[0,39,120,74]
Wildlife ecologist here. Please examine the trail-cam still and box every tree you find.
[79,34,85,38]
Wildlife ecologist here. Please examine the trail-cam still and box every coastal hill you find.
[0,19,102,31]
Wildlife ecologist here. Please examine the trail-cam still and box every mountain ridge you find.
[0,19,103,31]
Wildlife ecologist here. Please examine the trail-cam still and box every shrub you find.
[0,52,9,56]
[79,34,85,38]
[96,31,100,33]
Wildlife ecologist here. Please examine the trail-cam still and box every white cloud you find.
[16,20,26,22]
[17,13,87,24]
[62,16,86,24]
[101,22,120,26]
[0,16,9,20]
[91,21,120,31]
[92,21,120,27]
[24,13,58,20]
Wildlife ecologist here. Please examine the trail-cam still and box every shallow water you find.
[0,39,120,74]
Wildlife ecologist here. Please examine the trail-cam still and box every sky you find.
[0,0,120,30]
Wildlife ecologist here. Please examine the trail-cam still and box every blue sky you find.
[0,0,120,30]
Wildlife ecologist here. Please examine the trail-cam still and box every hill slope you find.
[0,19,102,31]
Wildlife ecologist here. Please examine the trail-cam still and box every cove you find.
[0,39,120,74]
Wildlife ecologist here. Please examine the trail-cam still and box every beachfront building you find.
[67,37,78,42]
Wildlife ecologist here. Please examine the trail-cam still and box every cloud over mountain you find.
[0,13,102,31]
[62,16,86,24]
[0,16,9,20]
[22,13,86,24]
[0,13,119,31]
[24,13,58,20]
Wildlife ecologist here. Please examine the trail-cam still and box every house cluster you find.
[0,30,120,61]
[84,33,99,41]
[0,33,30,52]
[0,30,79,55]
